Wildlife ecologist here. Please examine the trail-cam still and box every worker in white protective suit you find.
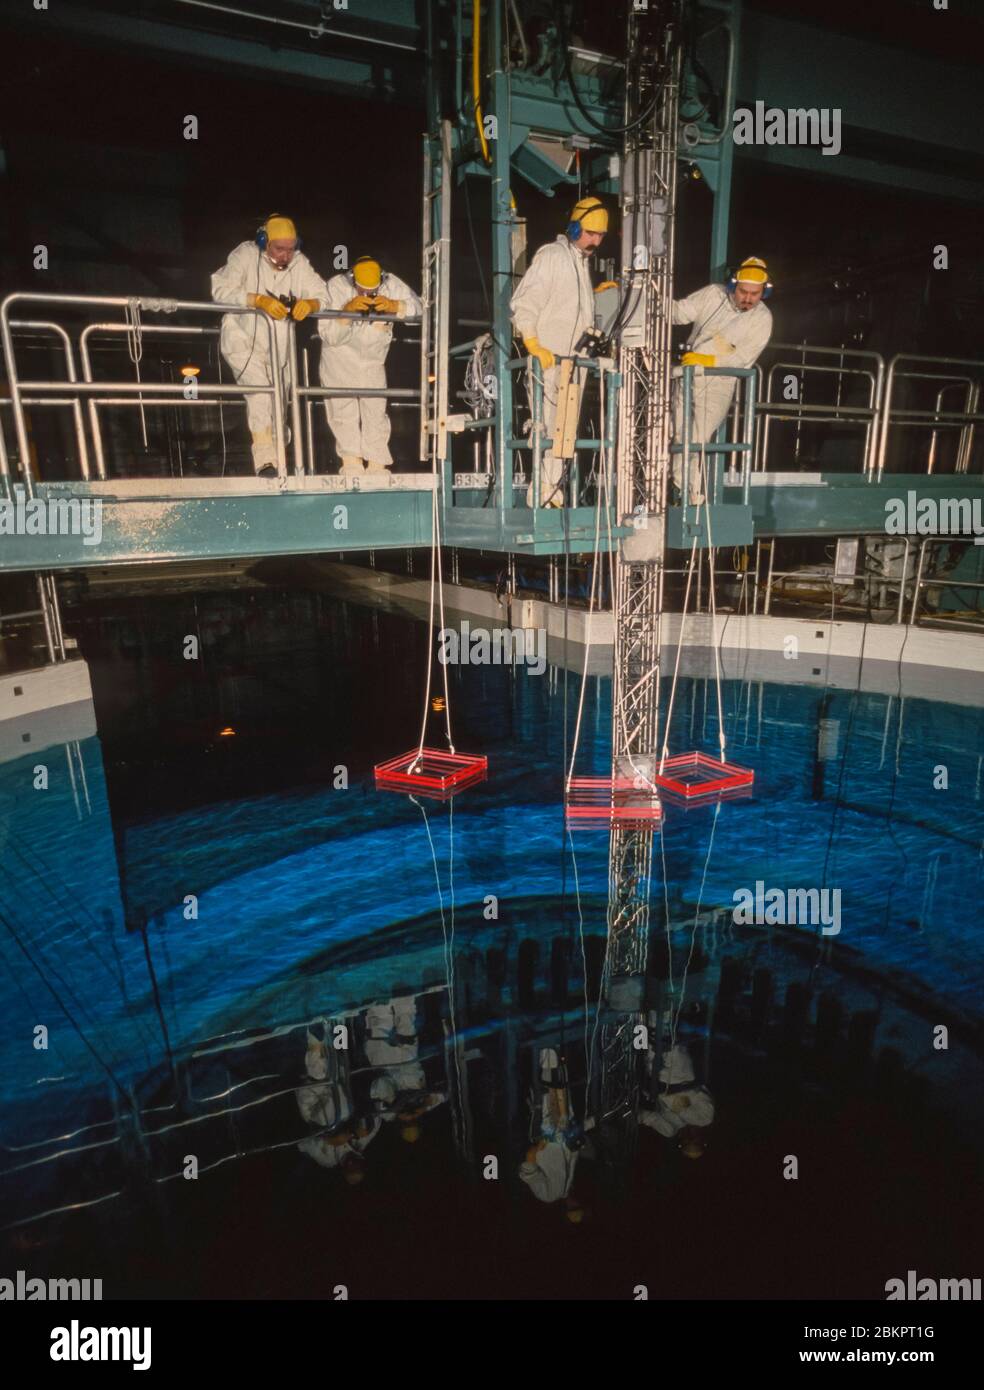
[639,1043,715,1155]
[296,1028,380,1182]
[296,1024,352,1130]
[671,257,774,503]
[519,1047,591,1219]
[211,214,328,477]
[363,995,445,1144]
[318,256,422,477]
[510,197,615,508]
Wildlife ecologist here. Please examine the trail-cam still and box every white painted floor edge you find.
[0,663,96,759]
[78,473,435,498]
[319,562,984,671]
[0,659,93,719]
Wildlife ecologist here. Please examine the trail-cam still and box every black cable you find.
[462,177,491,320]
[554,1,663,141]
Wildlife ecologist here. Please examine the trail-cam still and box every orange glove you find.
[343,295,372,313]
[251,293,288,320]
[372,296,400,315]
[681,351,716,367]
[594,280,618,293]
[522,335,555,371]
[291,298,320,321]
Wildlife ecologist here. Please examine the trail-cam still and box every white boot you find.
[364,458,391,475]
[340,456,363,477]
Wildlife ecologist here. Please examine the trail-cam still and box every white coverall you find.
[671,284,772,497]
[296,1118,380,1170]
[364,997,425,1101]
[640,1044,715,1137]
[510,235,596,505]
[318,271,422,473]
[211,241,328,472]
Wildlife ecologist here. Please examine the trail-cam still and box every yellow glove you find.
[523,335,555,371]
[344,295,372,313]
[251,293,289,320]
[681,351,716,367]
[372,296,400,315]
[291,298,320,322]
[594,280,618,293]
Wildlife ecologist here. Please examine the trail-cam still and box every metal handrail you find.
[876,353,984,480]
[908,535,984,627]
[1,292,284,486]
[674,363,757,506]
[755,342,885,476]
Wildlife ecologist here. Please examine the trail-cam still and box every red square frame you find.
[652,750,754,801]
[374,747,488,798]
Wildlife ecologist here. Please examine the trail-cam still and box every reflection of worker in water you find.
[519,1048,589,1219]
[640,1043,714,1157]
[364,996,445,1143]
[296,1021,379,1182]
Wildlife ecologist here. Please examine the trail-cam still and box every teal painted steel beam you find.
[733,143,984,206]
[707,0,740,280]
[489,0,515,525]
[0,485,433,572]
[729,473,984,539]
[5,2,425,104]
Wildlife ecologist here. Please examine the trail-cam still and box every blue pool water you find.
[1,583,982,1297]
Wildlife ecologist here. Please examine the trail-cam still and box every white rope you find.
[659,535,697,774]
[411,794,463,1142]
[703,479,728,763]
[666,799,721,1071]
[411,459,454,771]
[565,365,607,791]
[434,489,454,753]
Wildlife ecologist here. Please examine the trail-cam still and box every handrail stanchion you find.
[287,320,305,476]
[681,363,692,510]
[302,346,315,476]
[895,537,910,625]
[0,404,9,494]
[35,575,56,663]
[908,538,928,627]
[79,325,108,480]
[1,295,37,498]
[531,361,543,510]
[265,315,286,477]
[743,371,754,505]
[10,321,92,481]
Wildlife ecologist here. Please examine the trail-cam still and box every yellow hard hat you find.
[735,256,769,286]
[569,196,608,235]
[263,215,297,244]
[353,256,382,291]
